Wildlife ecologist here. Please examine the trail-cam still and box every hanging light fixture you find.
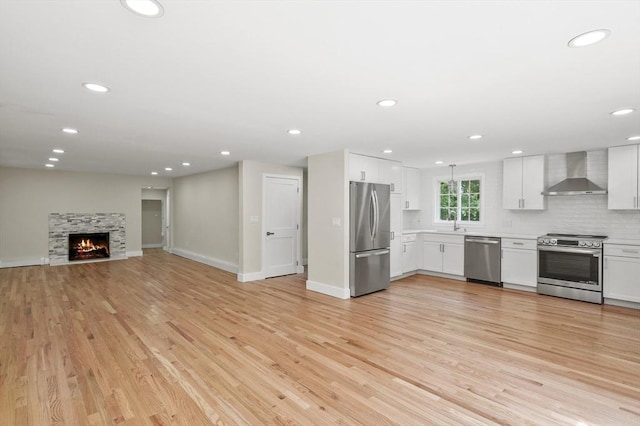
[448,164,457,192]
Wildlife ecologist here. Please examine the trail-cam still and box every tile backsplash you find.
[414,149,640,239]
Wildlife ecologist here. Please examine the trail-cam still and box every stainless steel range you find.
[537,233,607,304]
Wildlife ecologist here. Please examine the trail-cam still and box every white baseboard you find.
[142,243,163,249]
[604,298,640,309]
[0,257,49,268]
[296,265,304,274]
[127,250,143,257]
[306,280,350,299]
[237,272,266,282]
[171,248,238,274]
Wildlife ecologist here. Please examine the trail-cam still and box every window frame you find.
[433,173,485,226]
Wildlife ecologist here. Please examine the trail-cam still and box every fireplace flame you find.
[74,239,109,254]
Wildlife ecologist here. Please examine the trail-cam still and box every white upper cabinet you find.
[403,167,421,210]
[349,153,379,183]
[379,160,403,193]
[608,144,640,210]
[349,153,402,191]
[502,155,545,210]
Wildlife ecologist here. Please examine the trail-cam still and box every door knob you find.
[266,232,275,236]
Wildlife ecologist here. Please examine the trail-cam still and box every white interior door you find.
[264,176,300,278]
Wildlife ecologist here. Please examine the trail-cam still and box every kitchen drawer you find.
[604,244,640,259]
[502,238,537,250]
[402,233,417,243]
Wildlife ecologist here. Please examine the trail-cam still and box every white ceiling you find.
[1,1,639,178]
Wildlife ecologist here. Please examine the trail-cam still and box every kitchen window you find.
[436,176,482,223]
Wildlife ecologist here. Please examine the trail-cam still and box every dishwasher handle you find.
[465,238,500,244]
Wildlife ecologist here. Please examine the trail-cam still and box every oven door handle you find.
[538,246,601,256]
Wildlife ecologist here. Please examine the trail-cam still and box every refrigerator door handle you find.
[355,249,390,258]
[369,191,375,241]
[372,188,379,242]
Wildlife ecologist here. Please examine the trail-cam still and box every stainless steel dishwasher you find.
[464,236,502,286]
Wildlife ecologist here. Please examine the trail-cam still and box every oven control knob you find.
[550,239,557,245]
[593,242,601,248]
[586,241,593,247]
[579,241,586,247]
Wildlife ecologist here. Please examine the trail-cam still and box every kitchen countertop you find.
[605,237,640,246]
[403,230,640,245]
[402,229,539,240]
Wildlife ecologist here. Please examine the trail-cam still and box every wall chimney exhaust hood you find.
[542,151,607,196]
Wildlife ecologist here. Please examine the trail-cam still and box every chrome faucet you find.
[453,219,460,231]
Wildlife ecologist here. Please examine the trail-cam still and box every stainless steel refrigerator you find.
[349,181,391,297]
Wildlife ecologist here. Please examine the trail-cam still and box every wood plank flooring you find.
[1,249,639,425]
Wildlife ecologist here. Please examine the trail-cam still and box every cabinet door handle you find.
[361,171,366,181]
[405,201,409,208]
[501,249,503,259]
[440,244,444,252]
[622,249,639,254]
[522,199,525,209]
[390,183,395,192]
[391,231,395,240]
[403,244,406,253]
[604,257,608,269]
[518,199,521,208]
[512,242,524,246]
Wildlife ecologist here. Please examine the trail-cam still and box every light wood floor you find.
[1,249,639,425]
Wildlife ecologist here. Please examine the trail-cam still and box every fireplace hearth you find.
[69,232,110,261]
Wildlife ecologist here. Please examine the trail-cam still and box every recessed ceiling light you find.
[82,82,110,93]
[45,164,55,168]
[182,162,190,166]
[435,161,444,165]
[151,171,158,175]
[52,149,65,154]
[383,149,393,154]
[48,157,59,162]
[512,150,524,155]
[568,29,611,48]
[287,129,302,135]
[628,135,640,141]
[377,99,397,107]
[120,0,164,17]
[220,151,230,156]
[469,134,483,140]
[165,167,172,171]
[62,128,78,134]
[610,108,635,116]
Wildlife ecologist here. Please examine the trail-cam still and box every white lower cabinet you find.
[390,193,403,278]
[604,244,640,303]
[421,234,464,276]
[402,234,417,273]
[501,238,537,289]
[390,237,403,278]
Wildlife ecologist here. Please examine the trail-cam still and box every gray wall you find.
[172,166,240,269]
[0,166,172,265]
[306,150,350,298]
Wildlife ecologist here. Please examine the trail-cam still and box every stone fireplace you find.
[49,213,126,265]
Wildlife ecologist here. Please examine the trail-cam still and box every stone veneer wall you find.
[49,213,126,264]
